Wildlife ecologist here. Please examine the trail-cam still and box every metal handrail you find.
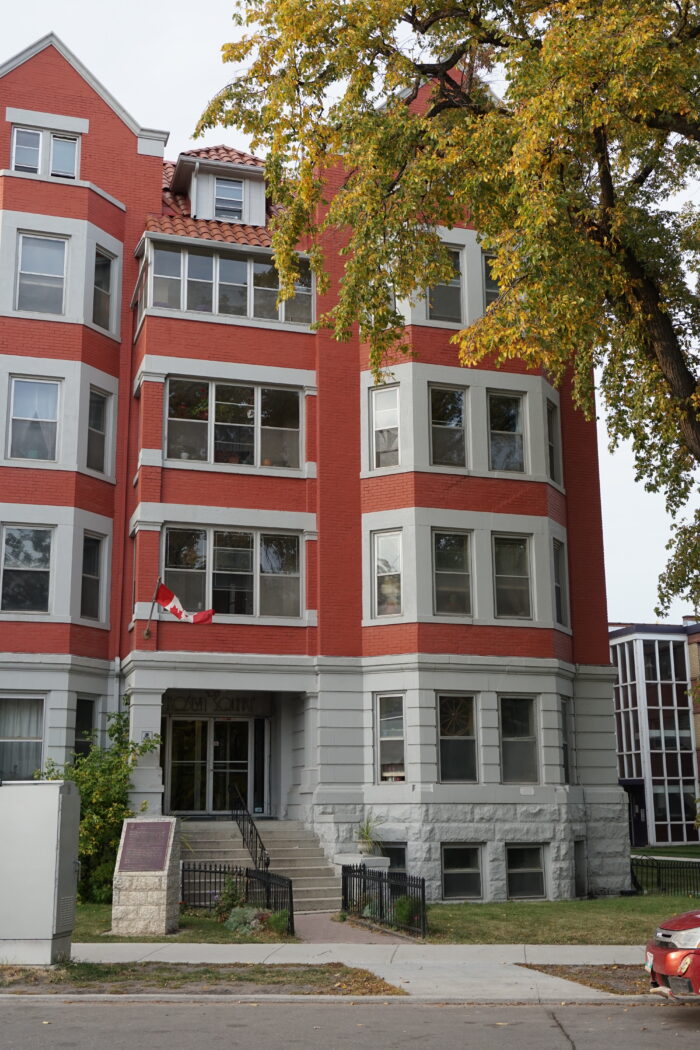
[230,782,270,871]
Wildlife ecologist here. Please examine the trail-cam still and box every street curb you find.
[0,992,665,1005]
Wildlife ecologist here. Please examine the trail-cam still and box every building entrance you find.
[168,718,250,814]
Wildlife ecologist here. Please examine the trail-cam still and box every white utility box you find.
[0,780,80,964]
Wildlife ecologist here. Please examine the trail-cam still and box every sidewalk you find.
[71,941,647,1002]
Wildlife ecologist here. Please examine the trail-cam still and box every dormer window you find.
[215,178,243,222]
[11,127,79,180]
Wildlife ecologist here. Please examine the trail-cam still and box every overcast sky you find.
[4,2,696,625]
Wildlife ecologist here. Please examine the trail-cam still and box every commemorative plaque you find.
[118,821,171,872]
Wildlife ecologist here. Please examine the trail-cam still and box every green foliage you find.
[392,894,421,929]
[200,0,700,612]
[356,814,385,851]
[213,876,247,921]
[41,705,159,903]
[224,906,261,931]
[267,909,290,935]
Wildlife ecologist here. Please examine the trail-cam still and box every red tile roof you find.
[181,145,265,167]
[146,214,272,248]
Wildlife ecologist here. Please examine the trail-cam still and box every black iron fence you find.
[631,856,700,896]
[230,783,270,871]
[341,864,427,937]
[181,861,294,934]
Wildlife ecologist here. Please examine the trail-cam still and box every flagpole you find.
[143,576,162,639]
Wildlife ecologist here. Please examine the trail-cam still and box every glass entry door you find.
[168,718,250,813]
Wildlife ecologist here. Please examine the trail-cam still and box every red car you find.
[646,909,700,998]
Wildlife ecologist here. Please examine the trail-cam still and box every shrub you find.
[213,876,246,921]
[266,909,290,935]
[40,703,158,902]
[392,894,420,929]
[224,906,260,931]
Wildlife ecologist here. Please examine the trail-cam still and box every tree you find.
[198,1,700,613]
[41,706,159,902]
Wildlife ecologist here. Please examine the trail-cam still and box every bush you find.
[225,906,260,931]
[40,703,158,903]
[392,895,420,929]
[213,876,246,922]
[267,909,290,935]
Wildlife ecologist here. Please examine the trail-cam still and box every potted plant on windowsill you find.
[356,814,384,856]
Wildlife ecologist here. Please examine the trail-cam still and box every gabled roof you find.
[0,33,169,146]
[182,145,264,167]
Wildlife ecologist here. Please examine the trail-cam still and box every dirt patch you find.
[520,963,652,996]
[0,962,403,997]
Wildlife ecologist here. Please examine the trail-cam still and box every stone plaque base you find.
[111,817,180,936]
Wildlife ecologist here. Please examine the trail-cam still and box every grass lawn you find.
[0,962,402,996]
[425,895,699,944]
[631,845,700,859]
[74,903,296,943]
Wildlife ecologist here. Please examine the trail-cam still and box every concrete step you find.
[294,899,342,913]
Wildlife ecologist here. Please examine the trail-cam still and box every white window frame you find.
[506,844,546,899]
[0,524,53,615]
[165,378,303,470]
[162,525,303,620]
[441,844,482,900]
[376,692,406,783]
[80,531,104,621]
[86,387,110,475]
[429,384,467,468]
[11,126,80,180]
[372,529,403,617]
[427,247,463,324]
[49,134,79,179]
[499,695,539,785]
[370,384,400,470]
[214,177,244,221]
[437,693,478,783]
[0,695,45,780]
[7,376,61,462]
[432,529,472,617]
[492,533,532,620]
[11,127,42,174]
[552,538,569,627]
[16,232,67,315]
[488,390,526,473]
[149,243,314,326]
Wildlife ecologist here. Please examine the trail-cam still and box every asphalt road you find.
[2,1000,700,1050]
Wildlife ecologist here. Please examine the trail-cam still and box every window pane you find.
[93,252,111,328]
[440,738,476,781]
[81,534,101,621]
[373,387,399,468]
[673,642,687,681]
[380,694,404,737]
[428,251,462,323]
[379,738,405,781]
[13,128,40,172]
[165,529,207,570]
[18,237,65,313]
[285,261,313,323]
[10,379,59,460]
[260,389,300,467]
[51,136,77,177]
[489,394,524,471]
[74,697,94,757]
[87,390,107,472]
[153,247,181,309]
[186,250,214,312]
[167,381,209,460]
[547,401,561,483]
[163,570,206,611]
[259,574,300,617]
[483,254,499,306]
[253,261,279,318]
[376,532,401,615]
[434,532,470,615]
[494,537,530,618]
[212,532,253,614]
[502,739,538,782]
[260,534,299,575]
[21,236,65,277]
[219,255,248,315]
[215,178,243,221]
[3,527,52,567]
[431,387,465,466]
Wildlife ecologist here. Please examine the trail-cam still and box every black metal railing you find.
[342,864,427,937]
[631,856,700,896]
[181,861,294,934]
[230,783,270,871]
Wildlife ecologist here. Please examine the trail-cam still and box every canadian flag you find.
[155,583,214,624]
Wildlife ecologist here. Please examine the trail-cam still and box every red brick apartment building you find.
[0,34,629,900]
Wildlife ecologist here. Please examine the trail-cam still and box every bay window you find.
[150,243,313,324]
[166,378,301,468]
[0,526,52,612]
[9,378,59,460]
[164,527,301,618]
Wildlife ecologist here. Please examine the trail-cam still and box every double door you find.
[168,718,251,814]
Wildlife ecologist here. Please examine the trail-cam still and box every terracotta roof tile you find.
[146,214,272,248]
[181,145,265,167]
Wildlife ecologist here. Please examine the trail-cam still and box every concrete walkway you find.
[71,942,648,1002]
[294,911,406,943]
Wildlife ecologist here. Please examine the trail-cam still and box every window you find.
[442,845,482,899]
[80,534,102,620]
[373,531,402,616]
[74,697,95,759]
[483,253,499,308]
[166,379,301,468]
[164,527,301,618]
[561,697,573,785]
[0,526,52,612]
[430,386,466,466]
[92,250,112,329]
[380,843,407,871]
[546,400,561,484]
[17,234,66,314]
[50,136,77,179]
[506,845,545,898]
[377,693,405,782]
[433,532,471,616]
[0,697,43,779]
[150,244,312,325]
[488,393,524,471]
[87,389,108,473]
[215,178,244,221]
[552,539,568,626]
[371,386,399,468]
[428,249,462,323]
[493,535,531,618]
[9,378,59,460]
[12,127,41,173]
[438,694,476,782]
[500,696,538,783]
